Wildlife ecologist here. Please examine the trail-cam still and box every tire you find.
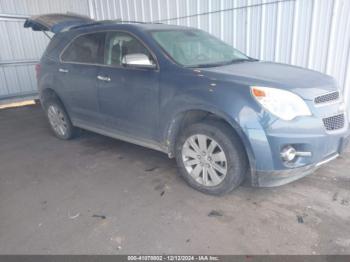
[175,119,248,195]
[44,99,78,140]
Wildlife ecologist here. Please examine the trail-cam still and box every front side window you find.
[61,32,105,64]
[151,29,250,67]
[104,32,153,66]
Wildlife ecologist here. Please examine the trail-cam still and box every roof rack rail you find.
[68,19,162,31]
[67,20,113,30]
[114,19,147,24]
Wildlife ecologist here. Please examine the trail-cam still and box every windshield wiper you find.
[189,57,258,68]
[228,57,259,64]
[189,61,231,68]
[229,58,252,63]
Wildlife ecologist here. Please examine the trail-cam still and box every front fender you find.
[158,69,278,185]
[161,101,264,184]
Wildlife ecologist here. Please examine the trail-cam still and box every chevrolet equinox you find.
[24,13,350,195]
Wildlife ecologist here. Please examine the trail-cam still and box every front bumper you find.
[255,153,339,187]
[252,127,350,187]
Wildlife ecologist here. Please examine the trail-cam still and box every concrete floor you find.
[0,104,349,255]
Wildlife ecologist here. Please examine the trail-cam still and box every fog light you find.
[281,145,296,162]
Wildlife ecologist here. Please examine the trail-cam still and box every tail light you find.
[35,64,41,80]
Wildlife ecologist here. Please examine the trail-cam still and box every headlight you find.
[250,86,312,121]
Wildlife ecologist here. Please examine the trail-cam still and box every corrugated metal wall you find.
[90,0,350,107]
[0,0,349,107]
[0,0,89,100]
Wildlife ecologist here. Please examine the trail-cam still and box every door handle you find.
[59,68,69,73]
[97,75,111,82]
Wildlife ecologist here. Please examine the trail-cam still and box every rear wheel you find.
[45,100,77,140]
[175,120,248,195]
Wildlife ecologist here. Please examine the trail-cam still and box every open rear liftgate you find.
[24,13,94,34]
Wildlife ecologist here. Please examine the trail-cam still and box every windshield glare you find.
[151,29,249,67]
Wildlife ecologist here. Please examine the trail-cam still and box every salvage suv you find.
[24,13,349,195]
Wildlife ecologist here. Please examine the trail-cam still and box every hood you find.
[200,61,338,100]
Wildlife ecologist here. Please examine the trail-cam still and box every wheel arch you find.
[40,87,67,111]
[165,108,257,179]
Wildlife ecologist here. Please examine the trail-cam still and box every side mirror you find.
[121,53,156,69]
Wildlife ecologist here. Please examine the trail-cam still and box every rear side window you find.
[61,32,105,64]
[43,34,61,59]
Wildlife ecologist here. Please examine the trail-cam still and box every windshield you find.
[151,29,251,67]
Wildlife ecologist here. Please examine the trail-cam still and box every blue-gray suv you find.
[25,13,350,195]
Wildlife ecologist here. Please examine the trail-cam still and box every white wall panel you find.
[0,0,89,100]
[246,0,262,58]
[326,0,350,90]
[308,0,333,73]
[0,0,89,16]
[274,0,294,64]
[222,0,234,47]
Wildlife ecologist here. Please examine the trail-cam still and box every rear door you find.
[24,13,94,33]
[58,32,106,125]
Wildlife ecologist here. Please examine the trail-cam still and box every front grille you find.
[323,114,345,131]
[315,91,339,104]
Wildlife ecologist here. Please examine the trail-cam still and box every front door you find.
[97,31,160,141]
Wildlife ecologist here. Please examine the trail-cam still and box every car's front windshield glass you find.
[151,29,251,67]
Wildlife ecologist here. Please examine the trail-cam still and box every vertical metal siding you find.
[90,0,350,108]
[0,0,89,15]
[0,0,89,100]
[0,0,349,109]
[89,0,350,86]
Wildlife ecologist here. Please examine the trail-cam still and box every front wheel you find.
[175,120,248,195]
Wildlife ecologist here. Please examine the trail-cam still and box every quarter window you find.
[104,32,153,66]
[61,32,105,64]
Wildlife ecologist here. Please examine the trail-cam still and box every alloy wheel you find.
[47,105,68,137]
[181,134,228,187]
